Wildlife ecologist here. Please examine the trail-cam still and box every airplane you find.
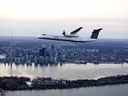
[38,27,103,42]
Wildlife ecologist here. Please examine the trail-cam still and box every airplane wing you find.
[70,27,83,35]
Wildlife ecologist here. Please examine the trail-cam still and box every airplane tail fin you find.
[90,28,103,39]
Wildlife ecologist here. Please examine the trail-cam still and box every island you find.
[0,75,128,90]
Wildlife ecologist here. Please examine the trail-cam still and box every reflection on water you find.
[0,63,128,80]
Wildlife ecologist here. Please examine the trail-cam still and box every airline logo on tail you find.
[90,28,103,39]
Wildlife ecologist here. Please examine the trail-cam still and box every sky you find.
[0,0,128,38]
[0,0,127,20]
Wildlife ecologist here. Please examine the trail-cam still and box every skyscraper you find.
[39,48,46,56]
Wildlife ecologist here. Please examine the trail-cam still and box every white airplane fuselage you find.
[38,34,95,42]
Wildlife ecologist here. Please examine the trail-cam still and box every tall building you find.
[39,48,46,56]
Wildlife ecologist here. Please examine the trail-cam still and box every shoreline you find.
[0,75,128,90]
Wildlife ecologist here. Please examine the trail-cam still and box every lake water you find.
[3,84,128,96]
[0,63,128,80]
[1,63,128,96]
